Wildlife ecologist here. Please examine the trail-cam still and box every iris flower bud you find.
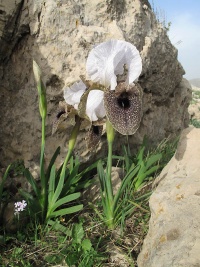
[33,60,47,119]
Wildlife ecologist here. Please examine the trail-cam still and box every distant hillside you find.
[189,79,200,88]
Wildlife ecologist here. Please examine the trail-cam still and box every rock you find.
[108,243,130,267]
[0,0,191,169]
[137,127,200,267]
[0,0,30,66]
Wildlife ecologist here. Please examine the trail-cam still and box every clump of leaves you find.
[96,134,162,230]
[190,118,200,128]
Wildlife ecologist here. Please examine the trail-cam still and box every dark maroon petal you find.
[104,82,143,135]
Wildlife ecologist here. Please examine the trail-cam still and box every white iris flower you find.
[63,39,142,123]
[86,39,142,90]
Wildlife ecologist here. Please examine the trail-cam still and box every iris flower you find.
[58,39,143,138]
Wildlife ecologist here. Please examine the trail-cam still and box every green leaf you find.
[48,164,56,204]
[51,165,66,205]
[72,223,84,244]
[50,204,83,218]
[19,189,35,201]
[45,254,63,264]
[113,165,140,210]
[51,192,81,211]
[145,153,162,169]
[48,220,71,235]
[137,146,145,163]
[134,165,160,190]
[0,165,11,201]
[46,146,60,178]
[97,160,106,192]
[81,239,92,252]
[23,168,40,198]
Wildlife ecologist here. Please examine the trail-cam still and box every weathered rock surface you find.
[137,127,200,267]
[0,0,191,170]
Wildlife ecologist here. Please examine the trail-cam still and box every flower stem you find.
[105,120,115,229]
[40,115,47,222]
[41,116,46,148]
[107,139,114,202]
[60,117,81,178]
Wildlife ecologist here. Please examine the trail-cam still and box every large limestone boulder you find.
[138,127,200,267]
[0,0,191,169]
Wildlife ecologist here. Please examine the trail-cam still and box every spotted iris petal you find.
[104,82,143,135]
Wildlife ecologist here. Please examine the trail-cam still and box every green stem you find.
[40,116,47,222]
[107,140,114,203]
[105,120,115,229]
[40,116,46,189]
[41,116,46,148]
[60,117,81,179]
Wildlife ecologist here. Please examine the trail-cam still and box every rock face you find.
[0,0,191,170]
[138,127,200,267]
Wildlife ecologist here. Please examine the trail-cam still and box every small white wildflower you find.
[14,200,27,215]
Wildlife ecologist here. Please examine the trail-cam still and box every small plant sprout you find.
[14,200,27,215]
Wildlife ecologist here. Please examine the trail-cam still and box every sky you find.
[150,0,200,80]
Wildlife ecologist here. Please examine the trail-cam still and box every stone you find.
[0,0,191,170]
[107,243,129,267]
[137,127,200,267]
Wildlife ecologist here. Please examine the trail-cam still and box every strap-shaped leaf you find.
[48,164,56,204]
[24,168,40,198]
[50,204,83,217]
[113,165,140,211]
[97,160,106,192]
[145,153,162,169]
[134,165,160,190]
[0,165,11,201]
[51,192,81,212]
[46,146,60,178]
[19,188,35,201]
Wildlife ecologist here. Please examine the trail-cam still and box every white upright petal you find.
[63,80,86,108]
[124,43,142,84]
[86,90,105,121]
[86,40,142,90]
